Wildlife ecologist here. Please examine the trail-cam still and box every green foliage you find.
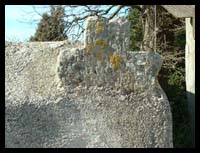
[163,67,191,147]
[29,6,67,41]
[168,67,185,89]
[159,27,191,147]
[127,9,143,51]
[174,28,186,49]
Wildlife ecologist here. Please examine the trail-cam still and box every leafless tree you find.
[26,5,157,50]
[26,5,184,53]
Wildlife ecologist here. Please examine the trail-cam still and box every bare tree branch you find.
[27,5,143,41]
[32,5,43,17]
[108,5,125,20]
[100,5,116,16]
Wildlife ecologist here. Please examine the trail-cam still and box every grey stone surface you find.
[5,17,173,148]
[108,17,130,55]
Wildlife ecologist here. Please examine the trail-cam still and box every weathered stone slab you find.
[5,16,173,148]
[108,17,130,55]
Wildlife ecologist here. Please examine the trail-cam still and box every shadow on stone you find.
[5,98,83,148]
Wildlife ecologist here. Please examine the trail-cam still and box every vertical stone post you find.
[108,17,130,57]
[84,16,114,86]
[185,17,195,147]
[84,16,131,87]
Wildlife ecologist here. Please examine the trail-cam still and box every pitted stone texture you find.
[56,47,85,88]
[83,16,130,88]
[108,17,130,55]
[84,17,115,86]
[84,16,113,57]
[84,16,130,59]
[5,17,173,148]
[126,51,163,90]
[56,49,163,93]
[84,16,130,56]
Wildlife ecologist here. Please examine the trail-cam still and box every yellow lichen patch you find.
[109,53,123,71]
[95,21,104,34]
[95,39,107,49]
[85,44,94,53]
[87,23,94,30]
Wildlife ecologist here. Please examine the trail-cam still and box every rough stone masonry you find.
[5,16,173,148]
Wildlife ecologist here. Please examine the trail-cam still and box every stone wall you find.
[5,16,173,148]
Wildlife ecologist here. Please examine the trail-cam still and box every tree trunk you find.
[140,5,154,51]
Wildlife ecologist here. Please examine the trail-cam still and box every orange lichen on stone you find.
[95,21,104,34]
[109,53,123,70]
[95,39,107,49]
[85,44,94,53]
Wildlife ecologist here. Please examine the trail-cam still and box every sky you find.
[5,5,128,42]
[5,5,50,42]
